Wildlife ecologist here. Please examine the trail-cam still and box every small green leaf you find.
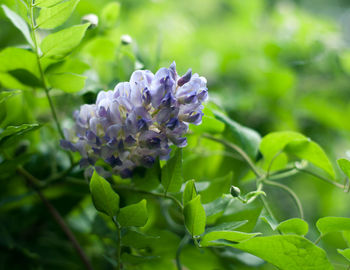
[36,0,80,29]
[41,23,90,59]
[260,131,306,166]
[122,229,159,249]
[200,171,233,203]
[101,2,121,28]
[118,199,148,227]
[183,179,197,206]
[161,148,183,193]
[276,218,308,236]
[47,73,86,93]
[35,0,64,8]
[286,139,335,178]
[260,131,335,178]
[1,5,34,47]
[201,231,260,247]
[213,109,261,159]
[338,248,350,262]
[0,90,21,104]
[0,47,39,77]
[337,158,350,179]
[8,69,42,87]
[203,195,232,217]
[206,221,248,233]
[316,217,350,236]
[184,195,206,237]
[89,170,119,217]
[234,235,333,270]
[0,124,40,142]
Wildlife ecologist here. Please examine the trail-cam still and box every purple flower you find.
[61,62,208,178]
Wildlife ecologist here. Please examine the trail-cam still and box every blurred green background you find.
[1,0,350,269]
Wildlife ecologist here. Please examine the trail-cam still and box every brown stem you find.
[17,166,94,270]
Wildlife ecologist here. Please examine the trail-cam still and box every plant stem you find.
[264,180,304,219]
[117,186,183,211]
[29,1,65,141]
[17,166,94,270]
[175,234,190,270]
[112,217,122,270]
[296,167,345,190]
[314,235,323,245]
[260,196,278,223]
[202,133,261,177]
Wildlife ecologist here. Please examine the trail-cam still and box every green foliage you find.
[337,248,350,262]
[47,72,86,92]
[183,179,197,206]
[101,2,121,28]
[161,148,183,193]
[316,217,350,236]
[337,158,350,179]
[201,230,259,247]
[235,235,333,270]
[89,170,120,217]
[276,218,309,236]
[1,5,34,47]
[184,195,206,237]
[36,0,79,29]
[118,199,148,227]
[40,23,90,59]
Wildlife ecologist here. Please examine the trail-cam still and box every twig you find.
[264,180,304,219]
[296,167,345,190]
[17,166,94,270]
[202,133,261,177]
[175,234,190,270]
[112,217,122,270]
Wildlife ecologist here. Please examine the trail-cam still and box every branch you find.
[17,166,94,270]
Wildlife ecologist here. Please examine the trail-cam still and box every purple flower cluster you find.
[61,62,208,178]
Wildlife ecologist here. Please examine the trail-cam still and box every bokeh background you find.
[1,0,350,269]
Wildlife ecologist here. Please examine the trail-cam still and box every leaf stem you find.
[29,0,73,163]
[314,235,323,245]
[175,234,190,270]
[264,180,304,219]
[296,167,345,190]
[260,196,278,223]
[17,166,94,270]
[112,217,122,270]
[202,133,261,177]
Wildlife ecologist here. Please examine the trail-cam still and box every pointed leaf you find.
[101,2,121,28]
[201,231,260,247]
[235,235,333,270]
[1,5,34,47]
[36,0,79,29]
[316,217,350,236]
[41,23,90,59]
[200,171,233,203]
[338,248,350,262]
[161,148,183,193]
[184,195,206,237]
[337,158,350,179]
[213,109,261,159]
[35,0,64,8]
[0,90,21,104]
[183,179,197,206]
[118,199,148,227]
[276,218,308,236]
[90,170,119,217]
[47,72,86,93]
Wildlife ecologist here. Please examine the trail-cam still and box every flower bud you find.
[230,186,241,197]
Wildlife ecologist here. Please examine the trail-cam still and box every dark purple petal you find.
[141,155,155,167]
[166,118,179,130]
[177,68,192,86]
[105,155,122,167]
[120,169,132,178]
[60,140,76,151]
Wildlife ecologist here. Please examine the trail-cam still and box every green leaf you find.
[36,0,80,29]
[35,0,64,8]
[118,199,148,227]
[41,23,90,59]
[338,248,350,262]
[206,221,248,233]
[0,47,39,77]
[276,218,309,236]
[101,2,121,28]
[200,171,233,203]
[89,170,119,217]
[133,160,161,191]
[234,235,333,270]
[0,124,40,143]
[122,229,159,249]
[286,139,335,178]
[161,148,183,193]
[47,73,86,93]
[1,5,34,47]
[316,217,350,236]
[183,195,206,237]
[8,69,42,87]
[213,109,261,159]
[260,131,306,166]
[260,131,335,178]
[0,90,21,104]
[337,158,350,179]
[183,179,197,206]
[190,107,225,134]
[201,231,260,247]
